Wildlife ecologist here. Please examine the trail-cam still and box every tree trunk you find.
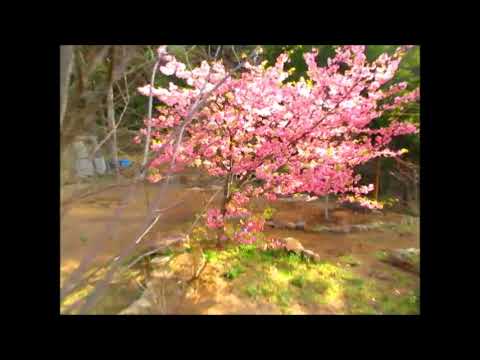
[107,86,119,179]
[374,158,381,201]
[221,175,230,216]
[218,172,233,248]
[107,47,120,180]
[325,194,329,220]
[60,45,74,129]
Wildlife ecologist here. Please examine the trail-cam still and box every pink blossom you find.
[206,208,224,229]
[136,45,418,214]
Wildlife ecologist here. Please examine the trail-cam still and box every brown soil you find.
[61,181,419,314]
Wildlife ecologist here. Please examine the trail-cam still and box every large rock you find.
[283,237,321,262]
[71,136,108,178]
[93,157,107,175]
[383,248,420,274]
[285,237,304,253]
[75,158,95,177]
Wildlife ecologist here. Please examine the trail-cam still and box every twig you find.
[132,199,185,245]
[214,45,221,59]
[125,186,221,273]
[231,45,241,64]
[126,248,170,270]
[141,60,160,170]
[89,74,131,159]
[184,45,196,71]
[187,187,222,234]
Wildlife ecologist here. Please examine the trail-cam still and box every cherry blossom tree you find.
[136,45,419,244]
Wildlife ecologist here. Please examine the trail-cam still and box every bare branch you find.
[89,74,130,159]
[141,60,160,169]
[231,45,241,64]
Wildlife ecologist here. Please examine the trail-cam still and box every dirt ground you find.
[60,181,419,315]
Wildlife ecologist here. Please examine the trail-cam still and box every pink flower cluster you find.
[136,45,419,214]
[205,208,224,229]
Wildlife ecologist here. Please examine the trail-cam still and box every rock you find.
[295,221,306,230]
[93,157,107,175]
[368,270,392,281]
[75,158,95,177]
[286,222,297,230]
[383,248,420,274]
[302,249,321,262]
[282,238,321,262]
[284,237,304,253]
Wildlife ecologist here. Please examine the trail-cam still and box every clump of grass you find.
[375,250,389,261]
[163,248,174,256]
[223,264,245,280]
[344,278,364,287]
[379,290,419,315]
[290,275,306,288]
[276,290,292,308]
[245,284,260,299]
[390,269,415,287]
[339,254,362,267]
[237,244,257,260]
[203,249,219,263]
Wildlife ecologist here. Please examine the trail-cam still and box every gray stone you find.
[383,248,420,274]
[75,158,95,177]
[93,157,107,175]
[295,221,306,230]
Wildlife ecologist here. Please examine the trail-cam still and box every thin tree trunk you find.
[107,86,120,180]
[144,182,150,215]
[374,158,381,201]
[221,174,231,216]
[218,171,233,247]
[107,47,120,180]
[60,45,74,129]
[141,60,160,170]
[325,194,329,220]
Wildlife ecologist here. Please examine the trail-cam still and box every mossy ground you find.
[203,244,419,315]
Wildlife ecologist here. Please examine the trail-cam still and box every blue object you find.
[118,159,132,168]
